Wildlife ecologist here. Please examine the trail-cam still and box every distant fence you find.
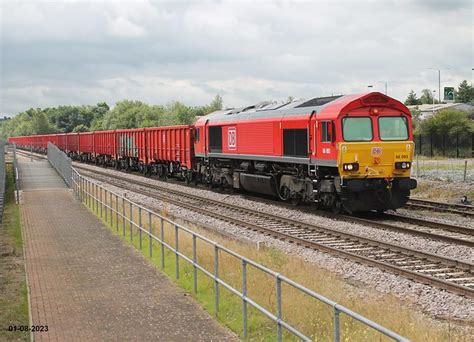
[47,142,72,187]
[414,132,473,158]
[71,168,407,342]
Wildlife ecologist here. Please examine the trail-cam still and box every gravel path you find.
[75,164,474,323]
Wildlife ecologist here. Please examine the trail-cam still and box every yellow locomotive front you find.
[337,111,417,212]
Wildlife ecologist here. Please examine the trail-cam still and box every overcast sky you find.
[0,0,472,116]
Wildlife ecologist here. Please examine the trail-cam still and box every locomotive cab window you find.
[342,117,373,142]
[194,128,200,142]
[209,126,222,153]
[379,116,408,141]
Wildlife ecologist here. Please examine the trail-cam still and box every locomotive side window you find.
[321,121,333,142]
[379,116,408,141]
[283,129,308,157]
[342,117,373,142]
[209,126,222,153]
[194,128,200,142]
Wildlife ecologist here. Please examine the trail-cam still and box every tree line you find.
[404,80,473,106]
[0,95,223,140]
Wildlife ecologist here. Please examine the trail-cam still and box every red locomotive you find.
[9,92,417,213]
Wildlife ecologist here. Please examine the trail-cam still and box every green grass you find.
[0,164,29,341]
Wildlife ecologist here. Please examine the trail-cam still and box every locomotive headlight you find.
[395,162,411,170]
[343,163,359,171]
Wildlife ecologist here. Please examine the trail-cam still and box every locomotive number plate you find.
[394,153,409,160]
[371,147,382,156]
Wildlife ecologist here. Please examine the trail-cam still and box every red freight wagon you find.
[66,133,79,155]
[116,128,145,170]
[94,130,117,164]
[145,125,194,170]
[57,133,67,151]
[79,132,94,154]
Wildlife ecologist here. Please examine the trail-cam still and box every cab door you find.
[316,120,336,160]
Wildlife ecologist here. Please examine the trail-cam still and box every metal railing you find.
[48,142,72,187]
[70,168,408,342]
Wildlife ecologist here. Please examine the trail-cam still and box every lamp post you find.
[378,81,388,95]
[432,90,436,114]
[367,85,373,92]
[428,68,449,103]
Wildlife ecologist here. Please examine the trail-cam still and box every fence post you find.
[115,194,119,231]
[160,218,165,269]
[456,133,460,158]
[175,225,179,279]
[104,188,107,222]
[334,307,341,342]
[122,197,126,237]
[242,260,248,339]
[149,212,153,258]
[109,192,113,224]
[214,245,219,316]
[193,235,197,294]
[139,207,142,250]
[276,275,282,342]
[129,202,133,241]
[464,160,468,182]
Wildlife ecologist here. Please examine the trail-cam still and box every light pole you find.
[432,90,436,114]
[429,68,449,103]
[378,81,388,95]
[367,85,373,92]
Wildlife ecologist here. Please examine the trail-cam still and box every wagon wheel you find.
[185,172,192,185]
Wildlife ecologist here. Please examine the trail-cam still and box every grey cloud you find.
[1,0,472,115]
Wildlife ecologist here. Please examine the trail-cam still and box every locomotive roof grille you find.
[294,95,344,108]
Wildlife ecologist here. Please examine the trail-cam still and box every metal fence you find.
[47,142,72,187]
[0,142,5,222]
[414,132,473,158]
[70,168,407,342]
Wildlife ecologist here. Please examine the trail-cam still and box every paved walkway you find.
[19,158,236,341]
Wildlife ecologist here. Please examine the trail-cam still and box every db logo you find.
[371,147,382,156]
[228,127,237,150]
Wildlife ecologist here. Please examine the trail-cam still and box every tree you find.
[209,94,223,111]
[404,90,420,105]
[420,109,472,136]
[456,80,473,104]
[419,89,437,105]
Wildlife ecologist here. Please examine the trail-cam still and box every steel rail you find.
[75,166,474,299]
[407,198,474,217]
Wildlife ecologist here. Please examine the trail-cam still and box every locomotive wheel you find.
[291,194,301,206]
[280,186,291,201]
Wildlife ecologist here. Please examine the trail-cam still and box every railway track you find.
[407,198,474,217]
[75,165,474,299]
[12,150,474,243]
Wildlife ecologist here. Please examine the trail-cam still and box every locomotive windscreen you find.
[283,129,308,157]
[209,126,222,153]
